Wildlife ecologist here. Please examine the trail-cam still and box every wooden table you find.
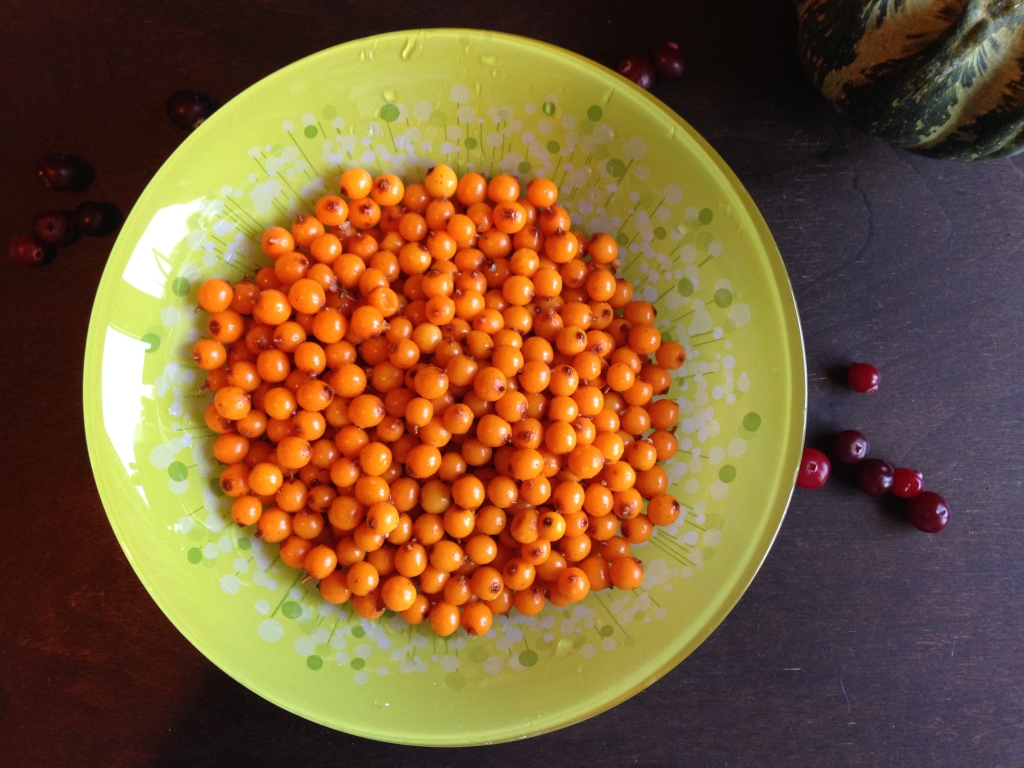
[3,2,1022,766]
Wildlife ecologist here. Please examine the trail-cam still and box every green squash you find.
[796,0,1024,159]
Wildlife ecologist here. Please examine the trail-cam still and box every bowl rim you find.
[83,27,807,746]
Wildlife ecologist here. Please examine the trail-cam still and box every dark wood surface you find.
[3,2,1023,766]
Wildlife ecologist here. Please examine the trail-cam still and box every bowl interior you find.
[84,29,805,745]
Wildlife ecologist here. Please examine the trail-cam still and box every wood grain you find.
[2,1,1022,766]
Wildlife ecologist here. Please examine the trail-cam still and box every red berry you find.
[652,42,686,79]
[848,362,880,393]
[618,55,656,90]
[892,468,924,498]
[35,153,94,192]
[856,458,894,495]
[9,234,50,266]
[796,447,830,489]
[167,89,220,130]
[832,429,869,465]
[907,491,950,533]
[34,210,79,248]
[74,202,122,237]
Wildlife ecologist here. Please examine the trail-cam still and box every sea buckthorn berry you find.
[261,227,295,259]
[655,340,686,370]
[291,214,325,248]
[422,163,461,201]
[459,601,492,637]
[587,233,618,265]
[231,495,262,526]
[610,556,645,590]
[380,575,417,612]
[257,508,292,543]
[339,167,373,199]
[429,601,461,637]
[193,339,227,370]
[197,279,234,313]
[371,174,404,206]
[558,567,591,602]
[318,570,352,605]
[315,194,349,226]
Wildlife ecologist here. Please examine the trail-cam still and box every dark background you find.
[3,1,1023,766]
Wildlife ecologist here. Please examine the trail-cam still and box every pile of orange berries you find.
[193,164,685,639]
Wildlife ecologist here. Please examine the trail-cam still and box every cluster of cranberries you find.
[618,42,686,91]
[796,362,950,534]
[8,153,121,266]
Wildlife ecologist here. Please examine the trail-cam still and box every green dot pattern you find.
[714,289,733,307]
[546,140,560,153]
[599,625,614,638]
[587,105,603,121]
[653,226,666,240]
[351,657,365,670]
[678,278,695,297]
[518,161,532,173]
[321,105,337,120]
[306,655,323,670]
[171,277,191,297]
[281,601,302,620]
[615,232,629,246]
[606,158,626,178]
[351,626,366,638]
[186,548,202,564]
[379,104,400,123]
[303,125,317,139]
[168,462,188,482]
[469,646,488,663]
[237,538,251,551]
[518,650,539,667]
[699,208,714,225]
[141,333,161,353]
[209,477,225,497]
[464,137,478,149]
[743,412,762,431]
[542,101,555,116]
[719,465,737,483]
[446,671,466,690]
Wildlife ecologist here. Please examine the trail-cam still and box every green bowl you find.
[84,29,805,745]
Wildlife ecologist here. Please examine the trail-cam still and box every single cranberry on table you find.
[832,429,870,465]
[856,458,894,495]
[848,362,881,393]
[167,89,221,130]
[9,234,50,266]
[892,468,924,498]
[33,210,79,248]
[74,201,122,237]
[796,447,831,489]
[35,152,95,192]
[907,491,950,533]
[618,55,656,90]
[652,42,686,79]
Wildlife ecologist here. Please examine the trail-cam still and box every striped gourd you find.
[797,0,1024,159]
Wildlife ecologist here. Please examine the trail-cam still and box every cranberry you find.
[35,153,95,192]
[848,362,881,393]
[796,447,830,489]
[907,491,950,533]
[892,468,924,498]
[652,42,686,79]
[9,234,50,266]
[74,202,122,237]
[832,429,869,465]
[167,89,220,130]
[33,210,79,248]
[618,55,656,90]
[856,458,894,495]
